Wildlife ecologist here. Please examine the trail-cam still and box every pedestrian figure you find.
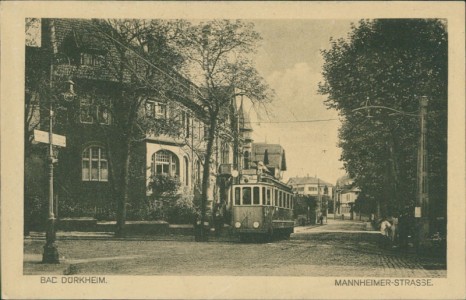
[398,213,409,250]
[389,216,398,247]
[379,217,392,249]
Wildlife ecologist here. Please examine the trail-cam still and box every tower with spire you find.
[237,95,253,170]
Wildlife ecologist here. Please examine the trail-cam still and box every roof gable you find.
[287,176,333,187]
[252,143,286,171]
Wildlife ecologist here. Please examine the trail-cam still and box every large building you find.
[24,19,251,226]
[287,176,333,198]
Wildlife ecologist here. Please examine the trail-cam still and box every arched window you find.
[82,146,108,181]
[184,156,189,186]
[151,150,179,177]
[221,142,230,164]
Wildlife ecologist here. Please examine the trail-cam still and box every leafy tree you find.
[319,19,447,219]
[175,20,273,240]
[70,19,188,236]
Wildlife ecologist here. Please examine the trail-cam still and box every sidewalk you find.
[25,224,238,242]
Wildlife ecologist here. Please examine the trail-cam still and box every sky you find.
[245,19,356,184]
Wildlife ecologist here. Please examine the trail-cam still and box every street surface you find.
[24,219,446,277]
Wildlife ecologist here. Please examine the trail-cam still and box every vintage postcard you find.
[1,1,465,299]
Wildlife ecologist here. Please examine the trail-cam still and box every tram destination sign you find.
[34,129,66,147]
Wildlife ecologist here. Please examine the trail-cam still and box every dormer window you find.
[80,96,112,125]
[80,52,102,66]
[145,100,167,119]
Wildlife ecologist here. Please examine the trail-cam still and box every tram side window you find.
[266,188,271,205]
[253,187,260,205]
[235,187,241,205]
[262,187,266,205]
[274,190,278,206]
[243,187,251,205]
[279,191,283,207]
[291,196,294,209]
[286,194,290,208]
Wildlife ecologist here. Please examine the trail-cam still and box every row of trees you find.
[319,19,447,221]
[26,19,272,238]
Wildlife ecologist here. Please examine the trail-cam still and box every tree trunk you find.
[115,140,131,237]
[197,115,217,242]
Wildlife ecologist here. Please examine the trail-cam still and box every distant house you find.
[335,175,360,215]
[287,176,333,198]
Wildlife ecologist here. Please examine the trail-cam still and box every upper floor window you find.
[146,101,167,119]
[194,160,201,186]
[221,142,230,164]
[82,146,108,182]
[243,151,250,169]
[80,97,94,124]
[80,97,111,125]
[181,111,191,137]
[151,150,179,177]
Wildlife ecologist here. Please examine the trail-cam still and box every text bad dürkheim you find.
[40,276,107,284]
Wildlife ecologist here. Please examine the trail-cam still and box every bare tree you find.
[176,20,273,241]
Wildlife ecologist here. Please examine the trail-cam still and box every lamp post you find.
[352,96,429,251]
[41,78,75,264]
[42,99,59,263]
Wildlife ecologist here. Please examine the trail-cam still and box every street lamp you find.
[42,95,59,263]
[42,78,75,264]
[352,96,429,251]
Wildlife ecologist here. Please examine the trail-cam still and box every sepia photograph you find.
[2,1,465,299]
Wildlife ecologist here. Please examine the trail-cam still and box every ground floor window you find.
[151,150,179,177]
[82,146,108,181]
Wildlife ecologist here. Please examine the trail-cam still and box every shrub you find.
[165,193,199,224]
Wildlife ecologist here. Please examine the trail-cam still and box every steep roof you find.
[42,18,207,118]
[287,176,333,187]
[238,100,253,131]
[252,143,286,171]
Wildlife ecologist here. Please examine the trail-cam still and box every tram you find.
[231,174,294,241]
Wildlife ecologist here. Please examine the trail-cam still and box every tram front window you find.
[267,189,271,205]
[242,187,251,205]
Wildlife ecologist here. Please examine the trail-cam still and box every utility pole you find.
[317,178,321,224]
[416,96,429,251]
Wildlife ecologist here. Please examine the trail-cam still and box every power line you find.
[87,20,203,97]
[251,118,339,124]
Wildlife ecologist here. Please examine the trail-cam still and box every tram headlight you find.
[235,222,241,228]
[253,221,260,228]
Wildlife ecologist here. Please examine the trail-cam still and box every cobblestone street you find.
[24,219,446,277]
